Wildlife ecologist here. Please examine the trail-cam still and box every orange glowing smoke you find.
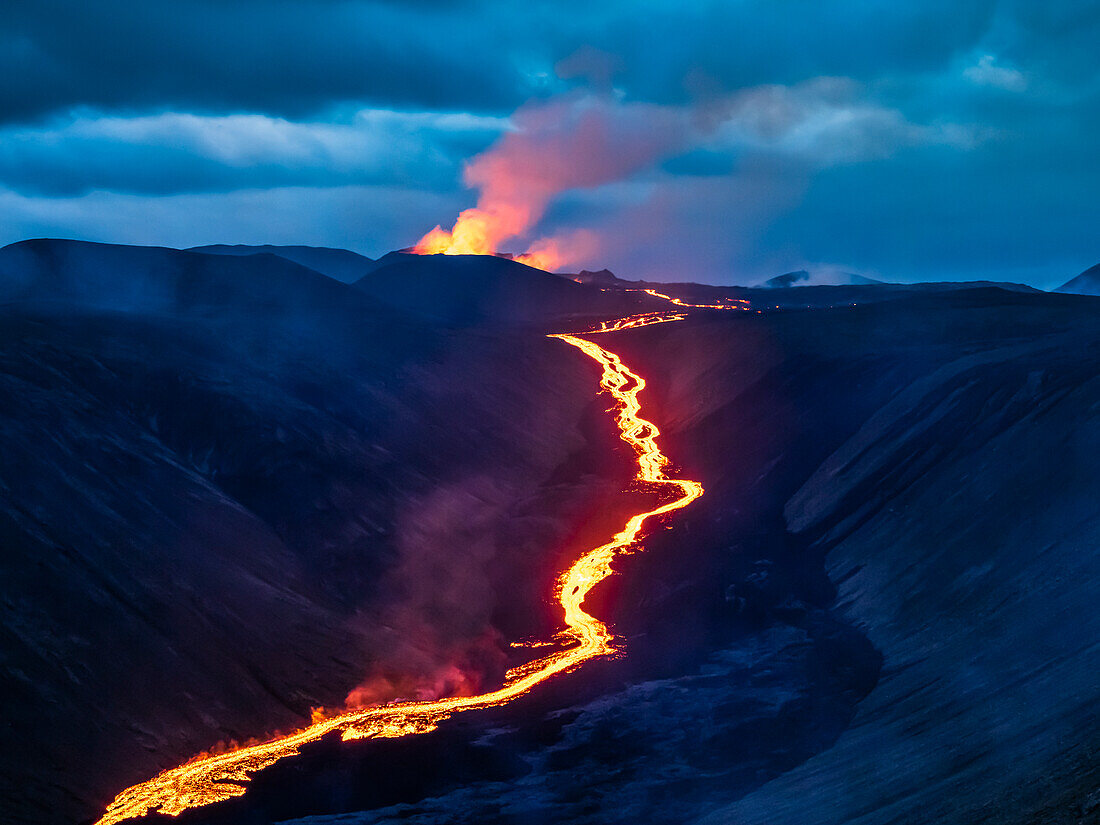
[512,232,595,271]
[94,311,705,825]
[412,210,569,271]
[413,205,523,258]
[414,220,593,273]
[412,210,565,270]
[412,91,688,271]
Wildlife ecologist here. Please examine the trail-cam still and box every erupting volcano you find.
[412,210,585,272]
[412,210,567,271]
[410,90,685,272]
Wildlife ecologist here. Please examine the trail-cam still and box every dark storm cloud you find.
[3,1,1096,131]
[0,109,503,196]
[0,0,1096,286]
[0,0,529,125]
[0,0,1029,125]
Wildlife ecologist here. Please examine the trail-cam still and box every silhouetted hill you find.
[2,242,1099,825]
[2,238,368,319]
[353,252,663,325]
[568,268,631,287]
[764,269,883,288]
[0,240,626,824]
[1055,262,1100,296]
[188,244,375,283]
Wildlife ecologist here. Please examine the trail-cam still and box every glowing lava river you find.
[97,312,704,824]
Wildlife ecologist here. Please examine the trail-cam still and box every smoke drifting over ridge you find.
[414,90,690,270]
[343,478,512,708]
[413,77,967,274]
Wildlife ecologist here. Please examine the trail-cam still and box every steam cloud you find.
[414,91,689,270]
[415,76,974,274]
[343,477,512,708]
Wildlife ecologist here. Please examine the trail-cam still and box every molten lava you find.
[413,207,511,258]
[638,288,751,311]
[411,213,567,272]
[95,311,705,825]
[585,311,688,333]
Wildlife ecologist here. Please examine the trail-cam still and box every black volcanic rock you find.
[570,268,629,287]
[353,252,662,326]
[188,244,375,284]
[1055,261,1100,296]
[0,241,628,824]
[243,287,1100,825]
[4,242,1100,825]
[0,238,380,326]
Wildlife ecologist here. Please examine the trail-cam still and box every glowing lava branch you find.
[638,288,751,311]
[584,311,687,333]
[95,315,703,825]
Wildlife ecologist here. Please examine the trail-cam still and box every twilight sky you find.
[1,0,1096,286]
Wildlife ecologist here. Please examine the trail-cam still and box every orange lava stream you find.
[584,310,687,333]
[95,315,703,825]
[639,288,751,310]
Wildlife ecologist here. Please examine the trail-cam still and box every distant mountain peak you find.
[764,269,882,288]
[572,268,628,286]
[189,244,374,283]
[1054,262,1100,297]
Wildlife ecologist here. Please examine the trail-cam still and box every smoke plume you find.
[343,477,513,708]
[414,91,688,270]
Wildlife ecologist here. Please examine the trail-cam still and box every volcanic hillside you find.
[0,243,1097,825]
[0,239,637,824]
[188,244,376,284]
[353,251,665,326]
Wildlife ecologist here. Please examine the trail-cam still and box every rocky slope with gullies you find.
[621,287,1100,825]
[2,242,1098,825]
[221,286,1100,825]
[0,241,636,824]
[696,292,1100,825]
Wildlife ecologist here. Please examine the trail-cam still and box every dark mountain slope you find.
[1055,261,1100,296]
[249,287,1100,825]
[764,269,883,287]
[694,295,1100,825]
[353,252,663,326]
[188,244,375,284]
[0,243,628,824]
[1,239,375,323]
[626,288,1100,825]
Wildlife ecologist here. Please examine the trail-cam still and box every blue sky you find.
[1,0,1096,286]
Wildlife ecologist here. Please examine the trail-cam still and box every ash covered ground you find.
[1,241,1097,825]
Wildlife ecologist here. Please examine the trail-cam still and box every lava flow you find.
[96,313,704,825]
[638,288,751,311]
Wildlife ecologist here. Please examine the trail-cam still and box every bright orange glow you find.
[411,216,595,272]
[95,313,704,825]
[638,288,751,311]
[412,215,568,272]
[514,236,565,271]
[412,225,457,256]
[584,311,688,333]
[412,205,522,258]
